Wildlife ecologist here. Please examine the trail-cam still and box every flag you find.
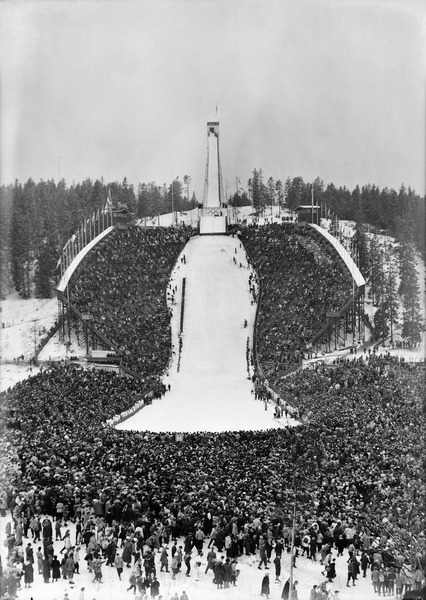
[106,188,112,208]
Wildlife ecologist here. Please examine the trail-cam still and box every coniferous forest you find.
[0,176,195,300]
[1,173,424,347]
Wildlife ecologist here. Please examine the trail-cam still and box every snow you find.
[0,293,59,391]
[117,235,286,433]
[0,292,58,361]
[0,515,381,600]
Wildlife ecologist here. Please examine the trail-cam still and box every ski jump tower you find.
[200,121,227,234]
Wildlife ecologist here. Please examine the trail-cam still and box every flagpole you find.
[108,188,113,227]
[171,177,174,226]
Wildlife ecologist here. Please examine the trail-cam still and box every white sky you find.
[1,0,425,198]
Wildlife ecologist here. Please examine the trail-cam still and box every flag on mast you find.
[106,188,113,226]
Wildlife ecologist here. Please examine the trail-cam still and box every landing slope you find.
[117,235,284,432]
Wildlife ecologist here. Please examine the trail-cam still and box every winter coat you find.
[24,563,34,584]
[261,575,270,595]
[51,558,61,579]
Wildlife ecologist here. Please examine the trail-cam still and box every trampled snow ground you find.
[0,515,381,600]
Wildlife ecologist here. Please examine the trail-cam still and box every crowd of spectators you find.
[239,224,353,383]
[0,223,424,598]
[0,355,424,597]
[70,226,192,382]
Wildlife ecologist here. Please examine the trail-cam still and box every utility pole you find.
[289,496,297,600]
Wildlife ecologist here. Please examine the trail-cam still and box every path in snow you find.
[117,235,286,433]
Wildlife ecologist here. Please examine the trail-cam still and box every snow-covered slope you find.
[117,235,287,432]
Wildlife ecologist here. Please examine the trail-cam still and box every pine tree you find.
[286,176,305,211]
[266,177,275,216]
[373,302,390,343]
[385,257,399,344]
[0,184,14,298]
[251,168,266,214]
[275,180,284,212]
[353,223,370,280]
[368,234,385,306]
[400,244,423,346]
[11,180,36,298]
[373,256,399,344]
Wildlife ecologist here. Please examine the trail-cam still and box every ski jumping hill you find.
[116,235,285,433]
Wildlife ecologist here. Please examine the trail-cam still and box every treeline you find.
[354,223,423,346]
[0,176,197,299]
[241,170,424,346]
[136,176,197,218]
[1,172,424,305]
[245,170,425,259]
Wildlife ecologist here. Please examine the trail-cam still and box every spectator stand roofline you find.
[305,223,367,355]
[309,223,365,289]
[56,226,116,294]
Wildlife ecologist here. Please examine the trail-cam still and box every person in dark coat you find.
[184,552,191,576]
[281,578,290,600]
[215,558,225,589]
[42,557,51,583]
[347,557,356,586]
[223,558,232,588]
[42,518,53,542]
[360,551,369,577]
[326,558,336,580]
[23,562,34,588]
[51,555,61,582]
[122,538,133,568]
[25,543,34,565]
[261,572,270,598]
[205,548,216,574]
[274,555,281,582]
[150,576,160,598]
